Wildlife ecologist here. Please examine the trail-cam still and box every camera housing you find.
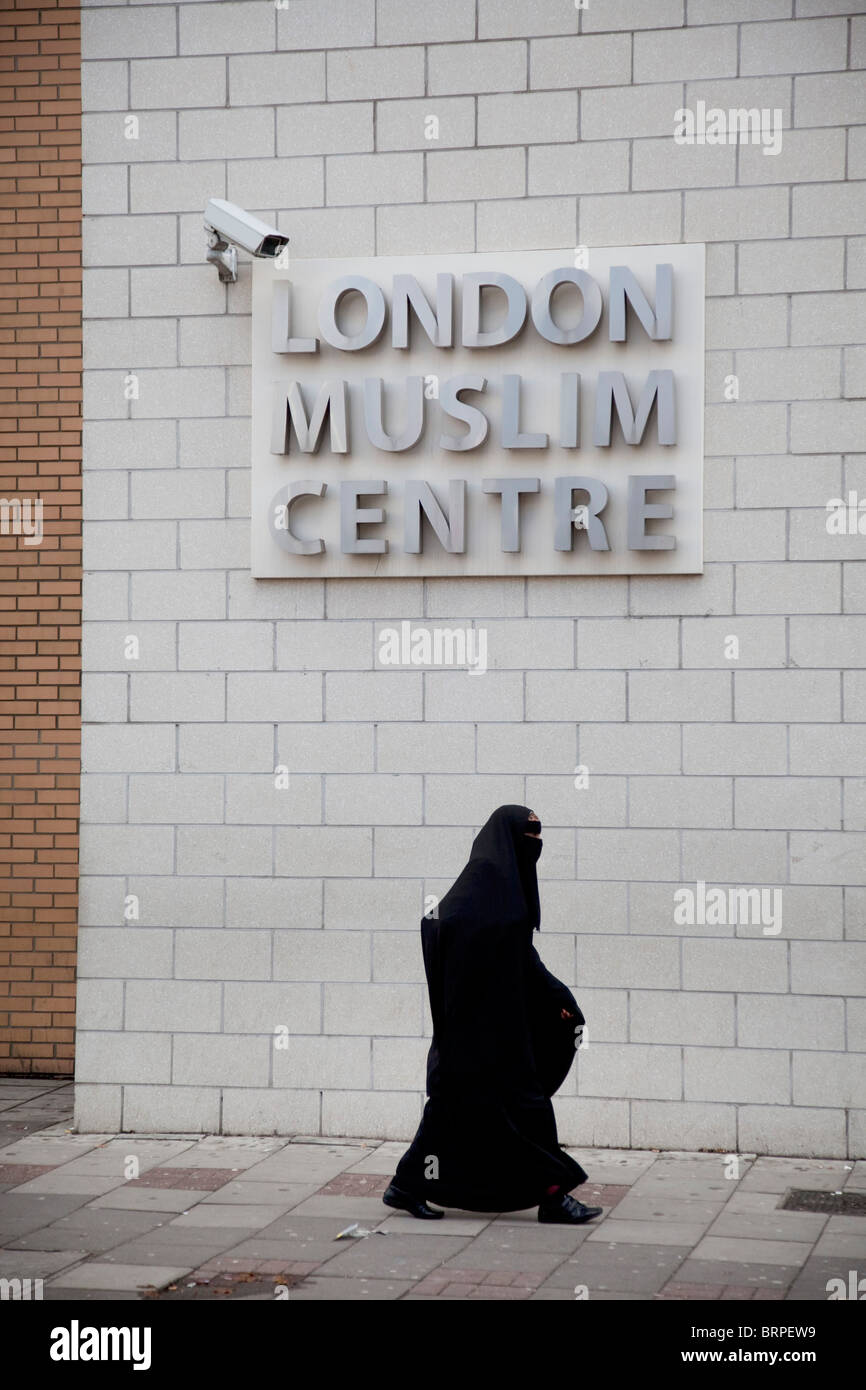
[204,198,289,282]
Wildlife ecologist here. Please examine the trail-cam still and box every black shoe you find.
[382,1181,444,1219]
[538,1192,602,1224]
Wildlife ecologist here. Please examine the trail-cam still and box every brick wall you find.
[0,1,82,1075]
[76,0,866,1156]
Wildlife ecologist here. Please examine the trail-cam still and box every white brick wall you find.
[77,0,866,1159]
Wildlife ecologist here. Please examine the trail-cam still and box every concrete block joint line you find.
[3,2,865,1193]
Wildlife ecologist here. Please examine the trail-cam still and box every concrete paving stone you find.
[198,1180,320,1206]
[486,1219,595,1251]
[721,1190,794,1216]
[323,1232,472,1280]
[129,1167,239,1191]
[609,1193,726,1223]
[13,1173,138,1196]
[456,1283,531,1298]
[651,1154,742,1171]
[0,1084,63,1099]
[0,1249,88,1278]
[443,1243,575,1276]
[587,1218,712,1246]
[0,1122,49,1145]
[48,1262,192,1291]
[565,1152,656,1184]
[846,1162,866,1188]
[0,1135,112,1164]
[98,1235,244,1266]
[627,1175,733,1201]
[673,1258,798,1289]
[8,1209,170,1254]
[166,1137,290,1169]
[542,1244,692,1293]
[170,1203,295,1229]
[241,1146,366,1183]
[5,1100,73,1120]
[526,1285,586,1300]
[739,1158,851,1194]
[346,1142,409,1174]
[378,1213,491,1236]
[44,1288,142,1301]
[285,1194,394,1219]
[290,1137,374,1147]
[285,1275,415,1299]
[707,1210,827,1242]
[654,1280,725,1299]
[87,1187,208,1213]
[0,1165,60,1186]
[0,1194,92,1224]
[219,1237,343,1267]
[787,1256,863,1299]
[317,1173,390,1197]
[812,1228,866,1258]
[691,1235,813,1265]
[56,1140,197,1175]
[451,1222,594,1255]
[825,1213,866,1233]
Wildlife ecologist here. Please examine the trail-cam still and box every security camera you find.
[204,198,289,282]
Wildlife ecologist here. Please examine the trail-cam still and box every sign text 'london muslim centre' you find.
[250,245,705,578]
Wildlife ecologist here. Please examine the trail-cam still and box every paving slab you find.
[627,1175,734,1201]
[315,1232,474,1281]
[0,1136,113,1165]
[165,1138,289,1170]
[44,1288,143,1301]
[232,1212,384,1260]
[812,1228,866,1258]
[707,1209,827,1242]
[672,1258,798,1289]
[199,1180,319,1207]
[346,1142,411,1175]
[607,1193,726,1223]
[285,1275,415,1299]
[170,1203,296,1229]
[542,1243,691,1294]
[241,1147,368,1184]
[86,1187,207,1214]
[99,1237,245,1267]
[739,1159,852,1194]
[787,1256,862,1300]
[48,1262,192,1291]
[587,1218,712,1246]
[0,1248,88,1279]
[13,1173,135,1197]
[378,1213,490,1236]
[691,1234,813,1265]
[9,1216,172,1256]
[285,1193,394,1220]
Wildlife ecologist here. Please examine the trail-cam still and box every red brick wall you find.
[0,0,81,1075]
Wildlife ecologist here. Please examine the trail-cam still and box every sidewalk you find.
[0,1080,863,1302]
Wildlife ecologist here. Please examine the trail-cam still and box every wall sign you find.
[250,244,704,578]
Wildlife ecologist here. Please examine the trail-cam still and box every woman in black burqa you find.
[384,805,602,1225]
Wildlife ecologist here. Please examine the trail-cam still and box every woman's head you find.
[468,804,544,930]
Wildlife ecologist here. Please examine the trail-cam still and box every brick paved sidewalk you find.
[0,1080,863,1302]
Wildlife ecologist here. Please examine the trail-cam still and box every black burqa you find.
[391,804,588,1212]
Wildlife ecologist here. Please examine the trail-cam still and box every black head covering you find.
[461,803,543,933]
